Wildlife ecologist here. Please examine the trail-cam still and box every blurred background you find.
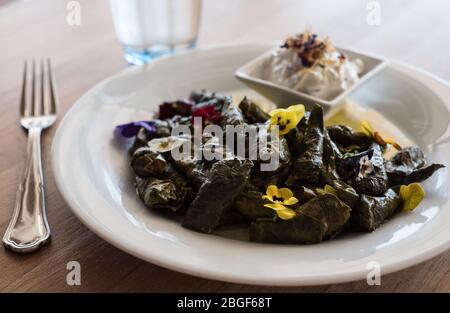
[2,0,450,136]
[1,0,450,72]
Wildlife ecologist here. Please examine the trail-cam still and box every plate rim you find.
[51,43,450,286]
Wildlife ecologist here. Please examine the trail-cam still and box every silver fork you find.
[2,59,58,253]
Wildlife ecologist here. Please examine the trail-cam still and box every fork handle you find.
[3,127,51,253]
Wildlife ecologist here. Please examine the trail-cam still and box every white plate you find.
[52,44,450,286]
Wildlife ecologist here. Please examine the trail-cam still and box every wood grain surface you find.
[0,0,449,292]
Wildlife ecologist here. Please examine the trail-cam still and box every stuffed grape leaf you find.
[131,147,167,178]
[354,189,401,231]
[284,111,310,157]
[234,186,273,220]
[120,90,445,244]
[331,180,360,210]
[250,194,351,244]
[250,135,292,189]
[326,124,373,152]
[238,97,269,124]
[336,148,374,181]
[190,90,229,112]
[286,104,324,185]
[174,157,211,189]
[352,144,389,196]
[182,158,253,233]
[220,97,245,127]
[321,129,340,184]
[385,146,444,186]
[135,177,188,213]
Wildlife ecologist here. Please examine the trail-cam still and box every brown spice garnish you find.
[373,131,386,145]
[374,131,402,150]
[388,141,402,151]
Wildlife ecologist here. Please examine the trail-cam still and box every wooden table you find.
[0,0,449,292]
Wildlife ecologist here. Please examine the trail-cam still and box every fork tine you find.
[40,59,46,115]
[19,60,28,116]
[31,59,38,116]
[47,58,57,114]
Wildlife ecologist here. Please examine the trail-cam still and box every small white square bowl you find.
[235,45,388,109]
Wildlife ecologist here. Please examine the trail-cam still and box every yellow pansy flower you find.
[269,104,305,135]
[360,120,402,150]
[399,183,426,212]
[262,185,299,220]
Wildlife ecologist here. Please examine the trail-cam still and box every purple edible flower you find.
[303,34,317,50]
[115,121,156,138]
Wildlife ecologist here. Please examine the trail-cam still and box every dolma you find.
[298,194,351,238]
[173,135,234,189]
[352,144,389,196]
[182,158,253,233]
[190,90,218,103]
[294,184,324,202]
[238,97,269,124]
[294,186,318,204]
[121,89,447,244]
[326,124,373,152]
[250,136,292,189]
[337,149,374,180]
[250,194,351,244]
[331,180,360,210]
[130,127,153,156]
[162,163,191,188]
[190,90,229,112]
[385,146,444,186]
[218,210,248,227]
[220,97,245,127]
[284,111,310,157]
[131,146,190,189]
[353,189,401,231]
[174,157,211,189]
[135,177,188,213]
[130,147,167,178]
[234,187,273,220]
[201,134,234,160]
[321,129,339,184]
[286,105,324,185]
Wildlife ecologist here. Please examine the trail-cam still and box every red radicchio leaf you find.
[192,104,221,125]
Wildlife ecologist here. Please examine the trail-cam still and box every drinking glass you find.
[109,0,202,65]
